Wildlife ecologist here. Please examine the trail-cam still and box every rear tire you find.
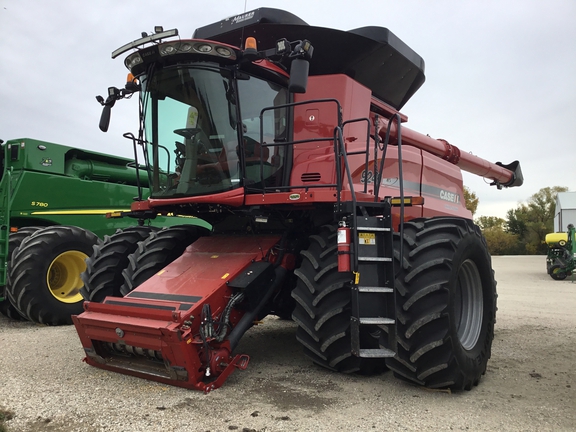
[291,225,382,374]
[385,217,496,391]
[80,226,158,302]
[8,226,100,325]
[120,225,207,295]
[1,227,43,320]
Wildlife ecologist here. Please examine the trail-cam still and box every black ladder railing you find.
[256,99,403,359]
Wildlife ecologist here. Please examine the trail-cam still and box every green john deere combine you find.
[0,138,208,324]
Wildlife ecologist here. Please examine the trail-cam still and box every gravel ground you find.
[1,255,575,431]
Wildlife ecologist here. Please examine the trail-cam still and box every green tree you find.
[506,186,568,254]
[476,216,505,230]
[482,228,520,255]
[506,206,528,237]
[476,216,519,255]
[464,186,479,216]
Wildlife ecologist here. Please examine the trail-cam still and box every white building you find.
[554,192,576,232]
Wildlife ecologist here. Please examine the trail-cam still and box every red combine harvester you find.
[74,8,523,392]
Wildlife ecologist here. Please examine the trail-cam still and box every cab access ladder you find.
[347,203,397,358]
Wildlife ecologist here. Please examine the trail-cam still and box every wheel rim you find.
[47,251,88,303]
[551,266,565,280]
[454,259,483,351]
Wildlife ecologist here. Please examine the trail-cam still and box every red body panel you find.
[350,145,425,224]
[291,75,372,189]
[420,151,472,219]
[291,74,471,225]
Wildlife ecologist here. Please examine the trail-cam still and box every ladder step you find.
[357,226,391,232]
[358,286,393,293]
[358,257,392,262]
[359,348,396,358]
[359,317,395,325]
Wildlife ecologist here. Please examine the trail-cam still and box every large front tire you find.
[0,227,42,320]
[8,226,100,325]
[80,226,158,302]
[120,225,207,295]
[386,217,496,391]
[291,225,381,374]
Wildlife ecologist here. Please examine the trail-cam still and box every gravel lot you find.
[1,255,575,431]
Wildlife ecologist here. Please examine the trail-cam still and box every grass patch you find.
[0,407,14,432]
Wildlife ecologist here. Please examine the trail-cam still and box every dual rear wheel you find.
[291,217,496,391]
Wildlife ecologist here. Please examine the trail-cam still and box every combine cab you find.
[73,8,523,392]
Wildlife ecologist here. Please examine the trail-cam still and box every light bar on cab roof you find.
[123,40,238,70]
[111,28,179,59]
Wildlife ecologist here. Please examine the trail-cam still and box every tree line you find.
[464,186,569,255]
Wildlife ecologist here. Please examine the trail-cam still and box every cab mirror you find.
[99,105,112,132]
[289,58,309,93]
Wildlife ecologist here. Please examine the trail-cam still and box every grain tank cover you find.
[193,8,309,35]
[193,8,426,109]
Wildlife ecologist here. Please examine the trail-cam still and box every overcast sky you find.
[1,0,574,218]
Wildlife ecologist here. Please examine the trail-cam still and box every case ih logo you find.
[231,11,255,24]
[440,190,460,204]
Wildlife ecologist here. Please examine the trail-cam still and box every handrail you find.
[257,98,374,201]
[342,117,372,194]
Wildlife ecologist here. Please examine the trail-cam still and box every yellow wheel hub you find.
[47,250,88,303]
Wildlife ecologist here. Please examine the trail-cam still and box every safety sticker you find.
[358,232,376,245]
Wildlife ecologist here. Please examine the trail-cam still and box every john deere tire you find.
[8,226,100,325]
[0,227,42,320]
[81,226,158,302]
[291,225,381,374]
[0,296,17,319]
[120,225,207,295]
[549,265,567,281]
[385,217,496,391]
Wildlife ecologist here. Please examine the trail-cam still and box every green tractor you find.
[0,138,208,324]
[545,224,575,280]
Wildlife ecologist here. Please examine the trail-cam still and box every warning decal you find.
[358,232,376,245]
